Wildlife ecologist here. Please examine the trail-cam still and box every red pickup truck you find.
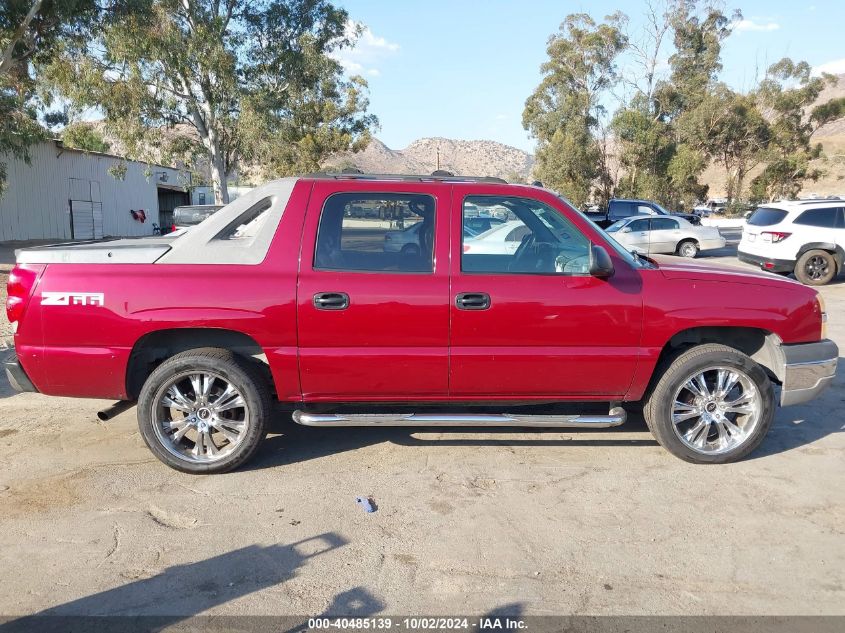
[4,174,838,473]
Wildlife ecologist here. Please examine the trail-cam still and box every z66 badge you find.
[41,292,105,306]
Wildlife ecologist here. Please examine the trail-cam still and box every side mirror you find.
[621,226,632,233]
[589,244,615,279]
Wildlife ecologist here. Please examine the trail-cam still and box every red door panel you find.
[296,181,451,401]
[449,186,643,399]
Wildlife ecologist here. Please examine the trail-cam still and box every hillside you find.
[328,137,535,181]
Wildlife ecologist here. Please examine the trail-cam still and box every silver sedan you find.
[605,215,725,258]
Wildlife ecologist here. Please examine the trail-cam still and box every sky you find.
[333,0,845,153]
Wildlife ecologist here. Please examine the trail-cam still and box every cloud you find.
[733,18,780,32]
[812,58,845,77]
[332,21,399,78]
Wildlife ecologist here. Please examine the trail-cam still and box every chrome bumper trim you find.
[780,339,839,407]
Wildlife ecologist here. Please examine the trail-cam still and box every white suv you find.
[738,200,845,285]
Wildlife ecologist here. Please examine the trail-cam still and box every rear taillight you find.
[761,231,791,243]
[5,265,44,325]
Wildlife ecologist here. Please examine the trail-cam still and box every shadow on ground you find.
[245,406,658,472]
[0,533,365,632]
[748,357,845,460]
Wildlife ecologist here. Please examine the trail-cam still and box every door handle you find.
[313,292,349,310]
[456,292,491,310]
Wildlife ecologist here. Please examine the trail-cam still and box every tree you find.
[62,121,110,153]
[612,1,737,207]
[678,84,769,204]
[1,0,100,194]
[751,59,845,201]
[49,0,377,203]
[523,12,626,207]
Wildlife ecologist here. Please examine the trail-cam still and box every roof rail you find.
[794,198,842,204]
[304,172,509,184]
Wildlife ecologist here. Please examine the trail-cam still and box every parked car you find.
[5,174,836,472]
[605,216,726,258]
[738,199,845,285]
[386,217,502,254]
[585,198,701,228]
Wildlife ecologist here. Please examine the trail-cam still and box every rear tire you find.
[676,240,699,258]
[643,344,774,464]
[794,249,836,285]
[137,348,271,474]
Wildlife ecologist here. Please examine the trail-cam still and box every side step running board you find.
[292,407,626,428]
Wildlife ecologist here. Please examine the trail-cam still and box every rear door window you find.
[651,218,678,230]
[314,193,436,272]
[609,201,633,220]
[793,207,842,228]
[747,207,788,227]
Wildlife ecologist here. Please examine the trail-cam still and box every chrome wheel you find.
[805,255,830,281]
[671,365,762,455]
[152,371,250,464]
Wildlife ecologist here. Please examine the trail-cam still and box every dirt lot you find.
[0,235,843,618]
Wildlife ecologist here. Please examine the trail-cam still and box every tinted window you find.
[315,193,435,272]
[748,207,788,227]
[793,207,841,228]
[628,218,649,232]
[651,218,678,230]
[462,196,590,274]
[637,204,657,216]
[608,201,633,220]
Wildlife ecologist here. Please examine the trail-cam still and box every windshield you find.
[651,202,671,215]
[605,219,628,233]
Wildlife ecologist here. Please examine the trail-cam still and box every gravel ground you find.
[0,233,842,618]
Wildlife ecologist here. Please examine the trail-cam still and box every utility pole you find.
[436,144,441,171]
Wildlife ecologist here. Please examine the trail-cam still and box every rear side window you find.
[651,218,678,230]
[608,201,632,220]
[793,207,842,228]
[213,198,272,241]
[747,207,788,227]
[314,193,435,273]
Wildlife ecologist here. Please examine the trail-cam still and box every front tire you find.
[795,249,836,285]
[643,344,774,464]
[137,348,271,474]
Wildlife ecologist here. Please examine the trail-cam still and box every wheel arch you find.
[126,328,270,400]
[653,326,784,388]
[796,243,845,273]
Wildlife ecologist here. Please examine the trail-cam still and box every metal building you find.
[0,140,188,242]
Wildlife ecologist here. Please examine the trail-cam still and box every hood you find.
[650,255,802,289]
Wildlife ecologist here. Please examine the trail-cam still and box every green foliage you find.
[751,61,839,200]
[61,122,110,153]
[526,1,845,208]
[677,84,769,202]
[44,0,378,203]
[1,0,107,194]
[523,12,626,206]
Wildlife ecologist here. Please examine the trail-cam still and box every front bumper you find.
[3,353,38,393]
[738,249,795,274]
[780,339,838,406]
